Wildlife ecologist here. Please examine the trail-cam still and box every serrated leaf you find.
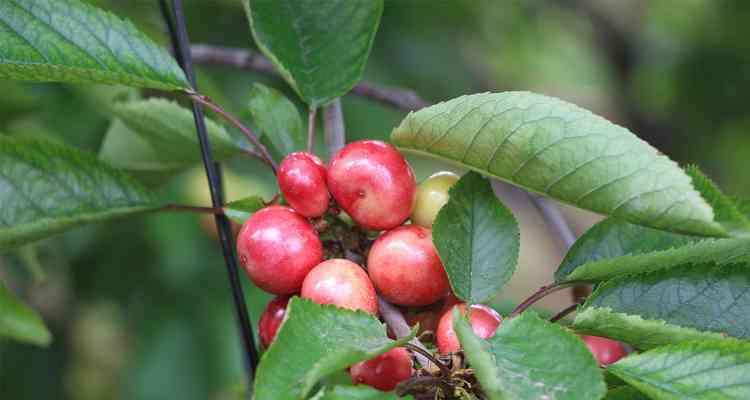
[686,166,750,235]
[432,171,519,303]
[0,280,50,346]
[608,340,750,399]
[247,83,305,156]
[0,0,189,90]
[253,297,416,400]
[312,386,412,400]
[604,386,650,400]
[573,307,728,350]
[455,310,605,400]
[223,196,266,224]
[391,92,725,237]
[0,137,159,250]
[244,0,383,107]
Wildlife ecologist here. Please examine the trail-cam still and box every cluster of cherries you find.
[235,140,625,392]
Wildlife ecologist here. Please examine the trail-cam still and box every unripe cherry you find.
[236,206,323,294]
[301,259,378,315]
[327,140,416,230]
[582,335,627,366]
[411,171,460,227]
[436,304,502,354]
[259,295,290,348]
[349,347,413,391]
[368,225,449,306]
[278,152,329,217]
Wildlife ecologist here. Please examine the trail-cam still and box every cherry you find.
[436,304,502,354]
[411,171,460,228]
[236,206,323,295]
[582,335,627,366]
[327,140,416,230]
[368,225,449,306]
[301,259,378,315]
[259,295,290,348]
[350,347,413,391]
[277,152,329,217]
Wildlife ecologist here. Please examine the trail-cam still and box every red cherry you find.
[436,304,502,354]
[582,335,627,366]
[301,259,379,315]
[259,295,290,348]
[236,206,323,295]
[350,347,413,391]
[368,225,449,306]
[327,140,416,230]
[278,152,329,217]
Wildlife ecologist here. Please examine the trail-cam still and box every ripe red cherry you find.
[301,259,378,315]
[436,304,502,354]
[368,225,449,306]
[236,206,323,294]
[259,295,290,348]
[278,152,329,217]
[327,140,416,230]
[582,335,627,366]
[350,347,413,391]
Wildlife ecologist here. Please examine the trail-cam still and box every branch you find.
[377,296,431,367]
[307,106,317,153]
[323,99,346,155]
[528,194,576,250]
[509,281,591,319]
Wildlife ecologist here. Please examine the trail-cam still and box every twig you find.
[307,106,317,153]
[378,296,431,367]
[528,194,576,249]
[163,204,224,215]
[509,281,591,319]
[549,301,582,323]
[323,99,346,155]
[405,343,451,376]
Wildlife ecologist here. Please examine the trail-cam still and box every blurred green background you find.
[1,0,749,398]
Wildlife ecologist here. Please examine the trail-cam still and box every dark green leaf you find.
[686,166,750,234]
[0,137,159,250]
[313,386,412,400]
[253,297,416,400]
[432,171,519,303]
[247,83,305,156]
[455,310,605,400]
[0,0,189,90]
[0,280,50,346]
[223,196,266,224]
[604,386,650,400]
[244,0,384,106]
[391,92,725,237]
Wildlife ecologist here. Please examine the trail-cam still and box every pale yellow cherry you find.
[411,171,460,227]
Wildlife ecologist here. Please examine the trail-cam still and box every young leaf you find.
[312,386,412,400]
[0,137,159,250]
[253,297,416,400]
[391,92,725,237]
[0,281,50,346]
[223,196,266,224]
[0,0,189,90]
[454,310,606,400]
[686,165,750,234]
[604,386,650,400]
[247,83,305,156]
[243,0,384,106]
[608,340,750,399]
[432,171,520,304]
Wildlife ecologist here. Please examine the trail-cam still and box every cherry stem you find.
[405,343,451,376]
[163,203,224,215]
[307,106,317,153]
[549,301,583,323]
[509,281,591,319]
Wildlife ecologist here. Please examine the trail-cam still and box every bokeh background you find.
[2,0,749,398]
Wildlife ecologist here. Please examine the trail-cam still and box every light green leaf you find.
[391,92,725,237]
[608,340,750,399]
[686,166,750,235]
[0,280,50,346]
[455,310,605,400]
[313,385,412,400]
[0,137,159,250]
[432,171,519,303]
[248,83,305,156]
[244,0,384,106]
[223,196,266,224]
[253,297,416,400]
[0,0,189,90]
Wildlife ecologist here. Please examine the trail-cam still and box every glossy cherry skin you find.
[411,171,460,228]
[259,295,290,348]
[582,335,627,366]
[278,152,329,217]
[301,259,378,315]
[350,347,413,391]
[368,225,449,306]
[327,140,416,230]
[236,206,323,295]
[436,304,502,354]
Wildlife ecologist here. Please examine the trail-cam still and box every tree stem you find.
[549,301,582,323]
[307,106,317,153]
[405,343,451,376]
[324,99,345,155]
[509,281,591,319]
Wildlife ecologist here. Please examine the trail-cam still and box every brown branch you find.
[307,106,317,152]
[509,281,592,319]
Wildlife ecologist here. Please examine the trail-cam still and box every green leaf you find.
[313,386,412,400]
[223,196,266,224]
[0,280,50,346]
[253,297,416,400]
[432,171,519,303]
[573,307,728,350]
[0,137,159,250]
[608,340,750,399]
[604,386,650,400]
[686,166,750,235]
[735,199,750,219]
[0,0,189,90]
[244,0,384,106]
[455,310,605,400]
[391,92,725,237]
[247,83,305,156]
